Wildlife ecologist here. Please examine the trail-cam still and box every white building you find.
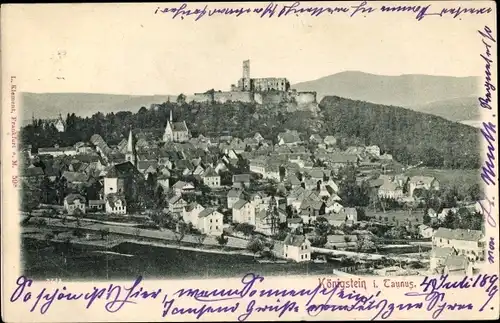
[182,202,205,225]
[105,194,127,214]
[64,194,86,215]
[232,199,256,225]
[197,208,224,236]
[432,228,485,261]
[201,167,221,188]
[283,234,311,262]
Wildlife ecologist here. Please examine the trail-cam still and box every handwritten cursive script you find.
[9,273,498,320]
[153,1,493,21]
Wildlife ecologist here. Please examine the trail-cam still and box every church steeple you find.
[126,127,137,166]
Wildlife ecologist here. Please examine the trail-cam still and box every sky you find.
[2,1,493,95]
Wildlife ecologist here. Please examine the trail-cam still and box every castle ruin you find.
[186,60,318,109]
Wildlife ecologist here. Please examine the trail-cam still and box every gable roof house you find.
[169,194,187,214]
[283,234,311,262]
[232,174,251,189]
[409,176,439,196]
[277,130,302,146]
[227,188,244,208]
[64,193,86,215]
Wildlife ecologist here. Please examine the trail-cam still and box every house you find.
[408,176,439,196]
[429,247,456,273]
[283,234,311,262]
[137,161,158,176]
[365,145,381,157]
[326,154,358,170]
[105,194,127,214]
[172,181,195,195]
[201,167,221,188]
[88,199,105,212]
[214,161,228,174]
[103,162,143,197]
[182,202,205,225]
[197,208,224,236]
[323,213,346,227]
[378,181,404,200]
[432,228,485,261]
[325,199,344,214]
[309,134,323,144]
[255,209,281,236]
[232,174,251,189]
[169,195,187,214]
[63,194,86,215]
[287,217,303,231]
[277,130,302,146]
[232,199,256,225]
[418,224,434,239]
[38,146,77,157]
[227,189,243,208]
[323,136,337,146]
[193,165,205,176]
[157,174,170,190]
[344,207,358,224]
[62,171,89,185]
[20,166,45,186]
[254,132,264,142]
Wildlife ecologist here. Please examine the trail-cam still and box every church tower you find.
[125,128,137,166]
[163,109,174,142]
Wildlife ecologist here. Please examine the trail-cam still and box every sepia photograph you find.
[10,3,493,284]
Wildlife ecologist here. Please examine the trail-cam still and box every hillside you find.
[292,71,480,114]
[408,96,480,123]
[21,92,177,122]
[22,96,480,170]
[319,96,480,169]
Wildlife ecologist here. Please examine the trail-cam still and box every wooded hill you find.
[319,96,480,169]
[20,96,480,169]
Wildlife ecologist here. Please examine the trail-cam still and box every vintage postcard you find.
[1,1,498,321]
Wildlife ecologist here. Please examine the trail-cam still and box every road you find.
[312,247,430,263]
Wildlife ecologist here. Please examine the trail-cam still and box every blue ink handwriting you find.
[153,1,493,21]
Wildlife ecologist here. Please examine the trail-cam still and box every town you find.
[19,61,487,279]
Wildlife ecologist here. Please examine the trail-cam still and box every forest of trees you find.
[319,96,480,169]
[21,96,480,170]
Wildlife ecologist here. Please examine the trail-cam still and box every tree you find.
[235,223,255,237]
[176,94,186,105]
[423,214,432,225]
[310,234,327,247]
[217,234,229,247]
[246,238,264,255]
[196,233,207,246]
[20,183,41,216]
[99,228,110,240]
[45,232,55,241]
[174,221,188,246]
[443,209,459,229]
[467,183,481,202]
[356,207,367,221]
[73,228,84,238]
[315,217,331,236]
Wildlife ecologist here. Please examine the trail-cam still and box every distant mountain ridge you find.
[21,92,177,124]
[22,71,481,125]
[292,71,481,123]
